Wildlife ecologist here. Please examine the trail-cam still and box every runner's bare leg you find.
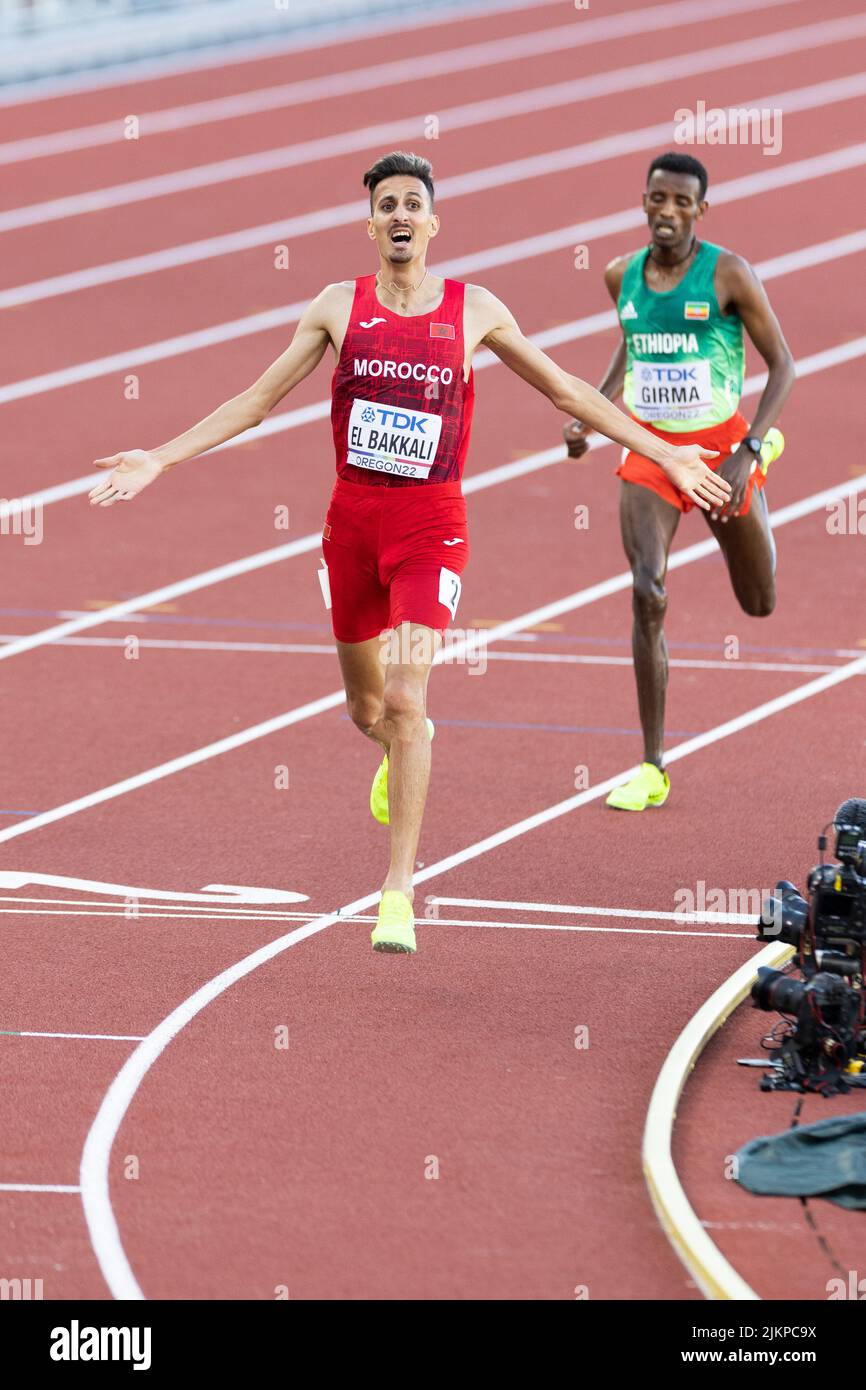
[701,487,776,616]
[337,622,439,901]
[337,635,387,748]
[619,481,682,769]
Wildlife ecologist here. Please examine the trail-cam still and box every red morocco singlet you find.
[331,275,475,487]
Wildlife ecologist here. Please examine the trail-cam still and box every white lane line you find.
[429,898,764,924]
[0,536,328,656]
[0,631,846,677]
[469,653,847,674]
[426,920,753,938]
[0,0,797,151]
[0,1183,80,1194]
[0,894,315,916]
[0,869,306,905]
[0,895,311,917]
[1,190,862,413]
[0,689,346,844]
[406,659,866,892]
[1,329,864,662]
[0,892,754,931]
[0,303,316,404]
[3,121,864,309]
[0,905,750,936]
[0,635,332,653]
[6,39,863,229]
[0,908,315,923]
[80,648,866,1299]
[0,887,753,931]
[1,1031,145,1041]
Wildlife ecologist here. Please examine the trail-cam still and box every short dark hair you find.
[363,151,434,210]
[647,152,708,201]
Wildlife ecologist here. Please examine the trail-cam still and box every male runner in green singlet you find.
[564,152,795,810]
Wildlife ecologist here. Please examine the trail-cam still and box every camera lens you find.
[751,967,806,1014]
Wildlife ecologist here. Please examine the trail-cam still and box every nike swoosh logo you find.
[443,538,464,546]
[359,317,386,328]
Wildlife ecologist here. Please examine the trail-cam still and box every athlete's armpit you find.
[463,282,522,356]
[603,253,632,306]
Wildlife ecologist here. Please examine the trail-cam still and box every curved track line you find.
[643,942,795,1300]
[79,910,347,1300]
[79,655,865,1299]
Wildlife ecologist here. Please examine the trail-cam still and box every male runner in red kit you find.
[89,151,729,956]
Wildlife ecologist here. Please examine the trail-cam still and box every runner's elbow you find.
[549,370,580,414]
[239,387,270,426]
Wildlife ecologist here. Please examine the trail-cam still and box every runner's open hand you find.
[563,418,591,459]
[709,444,753,521]
[88,450,164,507]
[661,445,730,511]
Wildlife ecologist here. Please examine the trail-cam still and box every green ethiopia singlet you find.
[619,240,744,433]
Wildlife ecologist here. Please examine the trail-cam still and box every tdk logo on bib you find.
[348,397,442,478]
[359,405,427,433]
[633,358,712,421]
[639,365,701,384]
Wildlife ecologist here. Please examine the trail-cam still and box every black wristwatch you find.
[742,435,763,456]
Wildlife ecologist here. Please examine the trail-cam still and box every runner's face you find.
[367,177,438,268]
[643,171,707,252]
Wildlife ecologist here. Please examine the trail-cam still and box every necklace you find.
[376,268,429,296]
[648,235,696,269]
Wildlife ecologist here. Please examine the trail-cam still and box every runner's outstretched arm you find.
[474,286,730,511]
[88,286,339,507]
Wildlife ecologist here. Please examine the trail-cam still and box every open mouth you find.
[390,228,412,244]
[654,224,676,237]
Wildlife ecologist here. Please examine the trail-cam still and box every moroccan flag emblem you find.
[430,322,455,339]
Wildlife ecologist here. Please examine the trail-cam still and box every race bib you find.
[317,560,331,610]
[438,566,462,619]
[631,358,713,422]
[348,397,442,479]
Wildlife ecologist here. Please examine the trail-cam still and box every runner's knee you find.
[346,690,382,735]
[632,567,668,624]
[382,676,426,735]
[740,582,776,618]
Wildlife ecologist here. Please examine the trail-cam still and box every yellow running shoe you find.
[371,890,416,954]
[606,762,670,811]
[369,717,435,826]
